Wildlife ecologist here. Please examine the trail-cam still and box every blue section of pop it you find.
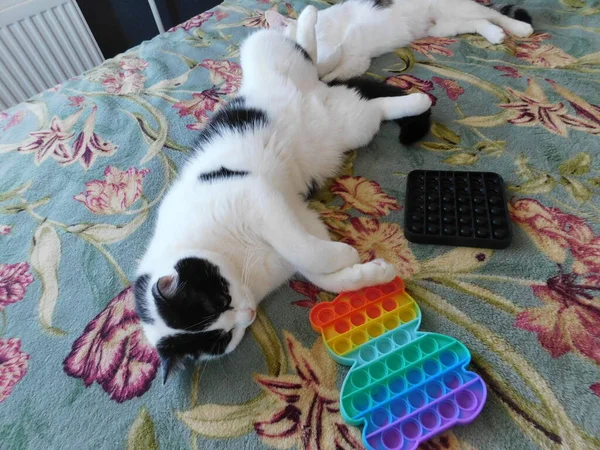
[325,305,487,450]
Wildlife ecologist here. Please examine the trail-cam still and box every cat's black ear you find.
[156,275,178,299]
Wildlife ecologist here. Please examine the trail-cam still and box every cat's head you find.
[265,11,298,39]
[134,255,256,383]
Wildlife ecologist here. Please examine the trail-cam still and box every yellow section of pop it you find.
[325,294,417,356]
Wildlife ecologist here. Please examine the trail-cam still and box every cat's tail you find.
[295,5,318,63]
[329,77,431,145]
[491,4,533,25]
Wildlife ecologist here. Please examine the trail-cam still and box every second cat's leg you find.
[432,0,533,39]
[429,19,506,45]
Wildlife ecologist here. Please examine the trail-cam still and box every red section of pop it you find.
[310,278,405,332]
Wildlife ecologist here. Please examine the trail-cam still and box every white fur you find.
[267,0,534,81]
[137,7,431,355]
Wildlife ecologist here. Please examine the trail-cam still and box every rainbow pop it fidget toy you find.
[310,277,486,450]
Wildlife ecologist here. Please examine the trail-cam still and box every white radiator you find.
[0,0,104,110]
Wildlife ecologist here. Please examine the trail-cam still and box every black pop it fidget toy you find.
[404,170,512,249]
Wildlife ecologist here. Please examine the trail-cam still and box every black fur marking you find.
[329,77,431,145]
[196,96,268,147]
[513,8,533,25]
[152,257,232,332]
[199,167,250,183]
[495,4,533,25]
[293,42,313,62]
[372,0,393,8]
[157,329,233,382]
[133,274,154,324]
[304,178,320,200]
[157,329,232,361]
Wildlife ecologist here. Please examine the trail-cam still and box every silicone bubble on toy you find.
[310,277,486,450]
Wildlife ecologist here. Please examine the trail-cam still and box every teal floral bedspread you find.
[1,0,599,449]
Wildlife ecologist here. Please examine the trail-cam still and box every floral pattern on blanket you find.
[0,0,599,449]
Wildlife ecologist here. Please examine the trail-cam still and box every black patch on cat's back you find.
[153,257,232,332]
[293,42,313,62]
[371,0,393,8]
[495,4,533,25]
[157,329,232,360]
[199,166,250,183]
[513,8,532,25]
[196,96,268,147]
[133,274,154,324]
[329,77,431,145]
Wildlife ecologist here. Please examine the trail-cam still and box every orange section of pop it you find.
[309,278,418,356]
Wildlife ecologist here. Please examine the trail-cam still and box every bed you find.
[1,0,599,448]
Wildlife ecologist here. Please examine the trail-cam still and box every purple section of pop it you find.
[363,377,486,450]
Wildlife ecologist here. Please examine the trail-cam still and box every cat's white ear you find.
[265,11,289,30]
[157,274,178,298]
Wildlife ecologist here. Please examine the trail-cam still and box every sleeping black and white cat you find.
[266,0,534,82]
[133,6,432,382]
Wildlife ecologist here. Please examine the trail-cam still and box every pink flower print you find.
[214,10,228,21]
[173,89,221,130]
[169,11,214,31]
[199,59,242,95]
[68,96,85,107]
[63,287,160,403]
[68,106,118,169]
[17,113,80,165]
[74,166,149,215]
[500,79,582,136]
[386,75,437,105]
[241,9,271,28]
[410,37,456,59]
[515,44,576,69]
[432,77,464,101]
[119,57,148,72]
[289,280,321,308]
[494,66,522,78]
[510,199,600,364]
[1,110,25,131]
[101,71,145,95]
[0,225,11,235]
[0,338,29,403]
[0,263,33,311]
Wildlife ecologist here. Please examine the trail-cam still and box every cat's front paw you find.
[353,258,396,289]
[299,5,318,25]
[485,27,506,44]
[510,21,534,38]
[406,93,433,115]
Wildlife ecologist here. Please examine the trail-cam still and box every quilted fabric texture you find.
[0,1,599,449]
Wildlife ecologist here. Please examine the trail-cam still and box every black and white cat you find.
[134,6,432,382]
[266,0,533,82]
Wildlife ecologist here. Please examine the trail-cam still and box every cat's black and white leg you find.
[303,259,396,293]
[293,204,397,292]
[257,181,361,274]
